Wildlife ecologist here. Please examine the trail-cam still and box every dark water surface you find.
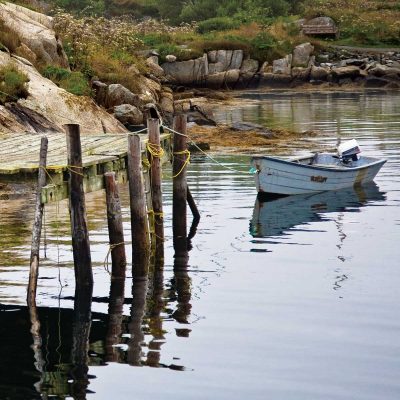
[0,91,399,399]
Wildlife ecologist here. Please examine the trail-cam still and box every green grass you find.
[0,64,29,104]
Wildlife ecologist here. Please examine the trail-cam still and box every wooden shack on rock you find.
[302,17,339,39]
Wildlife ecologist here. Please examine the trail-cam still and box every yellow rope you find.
[104,242,125,275]
[172,149,191,178]
[142,158,151,169]
[146,142,165,159]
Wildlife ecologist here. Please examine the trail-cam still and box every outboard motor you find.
[338,139,361,162]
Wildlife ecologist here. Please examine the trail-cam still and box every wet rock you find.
[260,73,292,86]
[113,104,143,125]
[106,84,140,108]
[273,55,292,75]
[292,42,314,67]
[206,69,240,89]
[231,121,274,137]
[364,77,390,88]
[331,66,361,80]
[310,65,329,81]
[291,67,311,81]
[369,64,400,78]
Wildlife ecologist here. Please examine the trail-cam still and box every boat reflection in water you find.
[250,182,386,238]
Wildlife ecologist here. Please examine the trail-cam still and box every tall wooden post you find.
[147,118,164,254]
[65,124,93,287]
[172,114,189,261]
[127,134,149,277]
[104,172,126,280]
[28,136,48,305]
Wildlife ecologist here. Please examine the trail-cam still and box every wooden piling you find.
[65,124,93,287]
[28,136,48,305]
[104,172,126,280]
[172,114,189,260]
[147,118,164,252]
[127,134,149,277]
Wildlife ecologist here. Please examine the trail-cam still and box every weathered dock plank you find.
[0,131,171,203]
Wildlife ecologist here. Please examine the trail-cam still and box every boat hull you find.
[251,155,386,195]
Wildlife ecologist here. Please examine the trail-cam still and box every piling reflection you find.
[70,285,93,400]
[127,278,148,366]
[146,258,165,367]
[250,182,386,238]
[105,278,125,363]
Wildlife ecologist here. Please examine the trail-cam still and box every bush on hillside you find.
[196,17,240,34]
[0,64,29,104]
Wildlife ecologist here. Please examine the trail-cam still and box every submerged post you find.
[187,186,200,223]
[104,172,126,280]
[28,136,48,305]
[65,124,93,287]
[147,118,164,253]
[127,134,149,277]
[172,114,189,260]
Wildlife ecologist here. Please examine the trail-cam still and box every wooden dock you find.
[0,131,172,203]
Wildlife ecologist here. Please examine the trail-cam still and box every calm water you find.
[0,91,400,400]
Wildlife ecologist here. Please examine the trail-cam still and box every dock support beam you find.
[172,114,189,261]
[28,136,48,305]
[104,172,126,280]
[148,118,164,256]
[66,124,93,287]
[127,134,149,277]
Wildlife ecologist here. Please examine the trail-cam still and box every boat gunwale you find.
[251,154,387,173]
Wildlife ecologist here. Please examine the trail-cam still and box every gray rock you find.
[273,55,292,75]
[229,50,244,70]
[291,67,311,81]
[161,55,208,85]
[92,80,108,107]
[240,59,259,74]
[165,54,177,63]
[208,62,225,74]
[310,65,329,81]
[259,61,270,73]
[331,66,361,79]
[208,50,217,63]
[106,84,140,108]
[147,55,159,65]
[369,64,400,78]
[113,104,143,125]
[231,121,273,137]
[260,73,292,86]
[292,42,314,67]
[146,59,165,78]
[206,69,240,89]
[339,58,367,67]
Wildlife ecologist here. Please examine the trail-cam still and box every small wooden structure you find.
[302,17,339,39]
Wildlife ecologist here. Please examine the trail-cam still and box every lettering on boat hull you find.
[310,175,328,183]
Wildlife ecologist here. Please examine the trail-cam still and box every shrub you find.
[41,65,91,96]
[196,17,240,34]
[0,64,29,104]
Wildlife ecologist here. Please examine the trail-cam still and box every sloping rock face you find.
[0,52,127,134]
[0,2,68,67]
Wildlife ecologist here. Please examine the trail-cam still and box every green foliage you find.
[42,65,91,96]
[196,17,241,34]
[0,64,29,104]
[140,33,172,47]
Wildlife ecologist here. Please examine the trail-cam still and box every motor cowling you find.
[338,139,361,161]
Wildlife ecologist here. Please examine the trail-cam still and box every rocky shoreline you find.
[1,2,399,136]
[160,44,400,91]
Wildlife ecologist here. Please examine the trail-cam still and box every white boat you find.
[251,140,386,196]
